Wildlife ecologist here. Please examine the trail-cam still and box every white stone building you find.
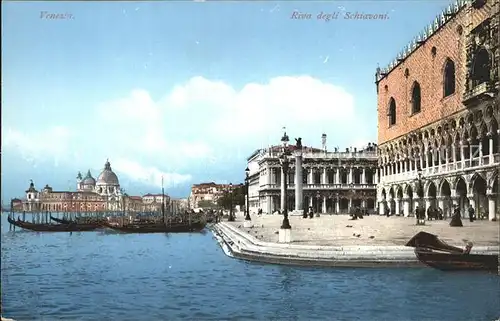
[246,134,379,215]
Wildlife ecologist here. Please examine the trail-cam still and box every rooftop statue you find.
[295,137,302,149]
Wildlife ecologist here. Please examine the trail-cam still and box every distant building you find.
[19,159,171,213]
[246,134,379,215]
[189,182,242,208]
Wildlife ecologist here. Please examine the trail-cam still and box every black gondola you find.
[101,220,206,234]
[406,232,499,273]
[50,215,72,224]
[8,215,99,232]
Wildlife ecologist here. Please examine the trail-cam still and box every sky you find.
[1,0,455,201]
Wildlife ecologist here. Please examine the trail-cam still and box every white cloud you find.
[2,126,72,167]
[112,158,192,189]
[3,75,372,189]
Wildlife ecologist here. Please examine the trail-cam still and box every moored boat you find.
[50,215,72,224]
[101,220,206,234]
[8,215,99,232]
[406,231,499,273]
[414,248,498,273]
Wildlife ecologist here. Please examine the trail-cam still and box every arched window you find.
[471,48,490,87]
[443,59,456,97]
[388,98,396,126]
[411,81,421,114]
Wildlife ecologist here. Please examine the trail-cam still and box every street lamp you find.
[228,182,235,222]
[279,131,292,229]
[245,167,251,221]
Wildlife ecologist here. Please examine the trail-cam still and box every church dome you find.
[82,170,96,185]
[96,160,119,185]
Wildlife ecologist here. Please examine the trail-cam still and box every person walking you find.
[468,205,475,222]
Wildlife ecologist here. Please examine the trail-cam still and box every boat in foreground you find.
[101,220,206,234]
[406,231,498,273]
[8,215,99,232]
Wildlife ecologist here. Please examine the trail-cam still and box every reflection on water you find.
[1,214,499,321]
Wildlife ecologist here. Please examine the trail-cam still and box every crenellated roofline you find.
[375,0,468,84]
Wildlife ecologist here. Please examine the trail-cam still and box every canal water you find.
[1,214,499,321]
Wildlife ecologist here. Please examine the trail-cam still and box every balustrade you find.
[380,153,499,184]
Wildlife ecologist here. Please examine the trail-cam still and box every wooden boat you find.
[8,215,99,232]
[50,215,72,224]
[414,248,498,273]
[50,215,106,227]
[101,220,206,234]
[102,176,207,234]
[406,232,499,273]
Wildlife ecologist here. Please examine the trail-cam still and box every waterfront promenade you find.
[211,214,499,268]
[230,214,500,246]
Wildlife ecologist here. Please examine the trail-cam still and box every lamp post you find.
[228,182,235,222]
[349,182,355,213]
[245,167,251,221]
[279,131,292,229]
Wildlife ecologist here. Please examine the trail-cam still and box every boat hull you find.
[8,216,99,232]
[415,249,498,273]
[103,221,206,233]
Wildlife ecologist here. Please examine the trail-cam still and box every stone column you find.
[452,144,457,163]
[336,197,340,214]
[424,198,431,218]
[309,197,313,209]
[348,197,352,210]
[488,194,496,221]
[361,168,366,184]
[489,136,494,164]
[322,196,327,213]
[402,160,406,173]
[348,167,353,184]
[280,168,285,211]
[437,196,444,217]
[374,168,378,184]
[395,198,400,215]
[266,195,272,214]
[379,200,386,215]
[294,152,303,212]
[335,168,340,184]
[361,199,366,208]
[460,142,465,165]
[322,167,327,185]
[403,198,410,217]
[308,168,313,185]
[478,140,483,165]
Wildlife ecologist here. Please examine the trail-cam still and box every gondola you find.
[50,215,72,224]
[8,215,99,232]
[50,215,106,227]
[101,220,206,234]
[406,232,499,273]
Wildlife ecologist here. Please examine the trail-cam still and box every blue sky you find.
[1,0,454,201]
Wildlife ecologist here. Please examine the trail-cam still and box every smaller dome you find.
[82,170,96,185]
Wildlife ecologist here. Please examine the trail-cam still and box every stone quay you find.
[210,214,499,268]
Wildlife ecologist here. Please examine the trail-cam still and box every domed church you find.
[77,159,122,201]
